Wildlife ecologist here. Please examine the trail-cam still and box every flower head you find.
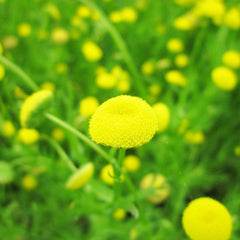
[89,95,158,148]
[21,174,38,190]
[152,103,170,132]
[222,50,240,69]
[167,38,184,53]
[17,23,32,37]
[182,197,232,240]
[51,28,69,44]
[82,41,103,62]
[123,155,141,172]
[165,70,187,86]
[79,96,99,117]
[20,90,53,128]
[18,128,39,145]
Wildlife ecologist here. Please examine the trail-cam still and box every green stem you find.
[0,55,38,91]
[45,113,115,165]
[79,0,147,99]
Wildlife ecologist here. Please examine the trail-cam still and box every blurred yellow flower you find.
[174,13,197,31]
[165,70,187,87]
[0,64,5,81]
[14,86,28,99]
[140,173,170,204]
[174,0,196,6]
[77,5,92,18]
[2,121,15,137]
[79,96,99,117]
[112,66,131,92]
[121,7,138,23]
[182,197,232,240]
[234,145,240,156]
[21,174,38,190]
[89,95,158,148]
[66,163,94,190]
[41,82,55,92]
[44,3,61,20]
[184,130,205,144]
[152,103,170,132]
[123,155,141,172]
[167,38,184,53]
[51,28,69,44]
[51,128,65,142]
[18,128,39,145]
[82,41,103,62]
[149,84,161,96]
[113,208,126,221]
[224,8,240,30]
[55,63,68,74]
[100,164,124,185]
[96,72,117,89]
[141,61,155,75]
[17,23,32,37]
[222,50,240,69]
[156,58,171,70]
[174,54,189,68]
[109,11,122,23]
[211,66,237,90]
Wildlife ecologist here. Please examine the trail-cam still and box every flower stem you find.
[78,0,147,99]
[0,55,38,91]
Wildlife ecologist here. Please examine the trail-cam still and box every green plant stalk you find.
[0,55,38,91]
[78,0,147,99]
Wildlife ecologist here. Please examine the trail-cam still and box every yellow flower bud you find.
[113,208,126,221]
[182,197,232,240]
[109,11,122,23]
[149,84,161,96]
[141,61,155,75]
[2,121,15,137]
[18,128,39,145]
[167,38,184,53]
[17,23,32,37]
[165,70,187,87]
[152,103,170,132]
[174,54,189,68]
[79,96,99,117]
[121,7,138,23]
[123,155,141,172]
[96,72,117,89]
[77,5,92,18]
[225,8,240,30]
[51,128,65,142]
[55,63,68,74]
[184,130,205,144]
[21,174,38,190]
[82,41,103,62]
[89,95,158,148]
[51,28,69,45]
[44,3,61,20]
[222,50,240,69]
[100,164,124,185]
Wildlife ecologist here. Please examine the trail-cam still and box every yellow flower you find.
[174,13,197,30]
[79,96,99,117]
[222,50,240,69]
[96,72,117,89]
[113,208,126,221]
[2,121,15,137]
[174,54,189,68]
[41,82,55,92]
[51,28,69,44]
[17,23,32,37]
[141,61,155,75]
[89,95,158,148]
[165,70,187,87]
[184,130,205,144]
[182,197,232,240]
[51,128,65,142]
[77,5,92,18]
[109,11,123,23]
[152,103,170,132]
[167,38,184,53]
[55,63,68,74]
[123,155,141,172]
[149,84,161,96]
[18,128,39,145]
[44,3,61,20]
[0,64,5,81]
[14,86,28,99]
[224,8,240,30]
[100,164,124,185]
[121,7,138,23]
[211,66,237,90]
[140,173,170,204]
[66,163,94,190]
[156,58,171,70]
[0,161,14,184]
[20,90,53,128]
[111,66,131,92]
[21,174,38,190]
[82,41,103,62]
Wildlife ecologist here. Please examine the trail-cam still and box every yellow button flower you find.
[174,13,197,31]
[21,174,38,190]
[66,163,94,190]
[96,72,117,89]
[140,173,170,204]
[149,84,161,96]
[182,197,232,240]
[123,155,141,172]
[225,8,240,30]
[113,208,126,221]
[167,38,184,53]
[141,61,155,75]
[2,121,15,137]
[41,82,55,92]
[20,90,53,128]
[109,11,122,23]
[174,54,189,68]
[184,130,205,144]
[152,103,170,132]
[77,5,92,18]
[51,128,65,142]
[165,70,187,87]
[222,50,240,69]
[17,23,32,37]
[89,95,158,148]
[100,164,124,185]
[211,66,237,90]
[18,128,39,145]
[121,7,138,23]
[51,28,69,44]
[79,96,99,117]
[55,63,68,74]
[82,41,103,62]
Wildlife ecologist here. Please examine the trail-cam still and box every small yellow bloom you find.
[113,208,126,221]
[149,84,161,96]
[152,103,170,132]
[2,121,15,137]
[121,7,138,23]
[41,82,55,92]
[18,128,39,145]
[44,3,61,20]
[174,54,189,68]
[123,155,140,172]
[21,174,38,190]
[82,41,103,62]
[167,38,184,53]
[100,164,123,185]
[141,61,154,75]
[17,23,32,37]
[184,130,205,144]
[140,173,170,204]
[174,13,197,31]
[0,161,14,184]
[96,72,117,89]
[112,66,131,92]
[109,11,122,23]
[89,95,158,148]
[55,63,68,74]
[79,96,99,117]
[182,197,232,240]
[14,86,28,99]
[51,128,65,142]
[165,70,187,87]
[224,8,240,30]
[51,28,69,45]
[20,90,53,128]
[0,64,5,81]
[211,66,237,90]
[222,50,240,69]
[77,5,92,18]
[66,163,94,190]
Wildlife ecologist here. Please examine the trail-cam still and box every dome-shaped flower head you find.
[89,95,158,148]
[20,90,53,128]
[182,197,232,240]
